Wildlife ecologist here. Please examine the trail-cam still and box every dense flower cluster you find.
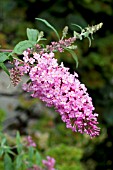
[12,50,100,138]
[10,66,23,86]
[42,156,56,170]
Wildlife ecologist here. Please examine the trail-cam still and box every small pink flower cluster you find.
[46,37,76,52]
[25,136,36,147]
[10,66,23,86]
[42,156,56,170]
[27,165,42,170]
[13,50,100,138]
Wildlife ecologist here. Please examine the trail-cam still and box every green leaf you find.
[8,52,23,62]
[16,131,21,143]
[0,63,10,76]
[27,147,34,168]
[13,40,36,55]
[3,146,13,154]
[16,131,23,154]
[27,28,39,41]
[0,53,9,62]
[28,147,34,161]
[8,53,14,62]
[65,48,78,68]
[36,18,60,40]
[87,36,92,47]
[0,136,6,146]
[0,149,4,157]
[35,151,42,166]
[40,38,47,41]
[4,153,13,170]
[15,155,23,169]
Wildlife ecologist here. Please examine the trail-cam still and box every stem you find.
[0,49,13,52]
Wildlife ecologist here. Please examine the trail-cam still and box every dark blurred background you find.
[0,0,113,170]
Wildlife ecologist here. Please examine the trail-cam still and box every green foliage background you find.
[0,0,113,169]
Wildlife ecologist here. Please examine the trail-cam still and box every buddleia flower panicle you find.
[14,50,100,138]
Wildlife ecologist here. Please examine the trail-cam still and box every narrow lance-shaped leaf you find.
[4,153,13,170]
[16,131,23,154]
[1,136,7,146]
[35,151,42,166]
[28,146,34,162]
[27,28,39,41]
[0,63,10,76]
[15,155,23,169]
[72,23,83,32]
[0,148,4,157]
[36,18,60,40]
[65,48,78,68]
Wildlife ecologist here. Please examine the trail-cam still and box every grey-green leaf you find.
[0,63,10,76]
[36,18,60,40]
[27,28,39,41]
[65,48,78,68]
[35,151,42,166]
[13,40,36,54]
[16,131,23,154]
[15,155,23,169]
[0,53,9,62]
[28,147,34,161]
[4,153,13,170]
[0,148,4,157]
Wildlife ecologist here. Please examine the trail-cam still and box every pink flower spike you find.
[20,51,100,138]
[42,156,56,170]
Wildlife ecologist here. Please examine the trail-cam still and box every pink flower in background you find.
[14,51,100,138]
[42,156,56,170]
[25,136,36,147]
